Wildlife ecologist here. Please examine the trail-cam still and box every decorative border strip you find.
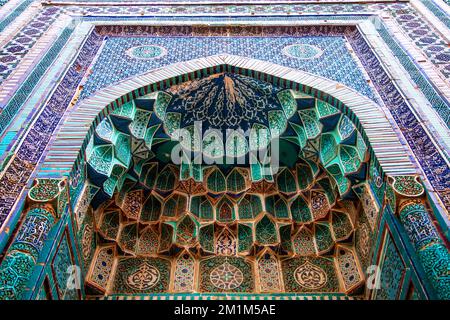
[0,24,76,177]
[419,0,450,29]
[42,0,400,5]
[94,293,358,300]
[0,30,104,229]
[0,26,74,133]
[347,29,450,190]
[0,0,33,33]
[0,6,61,85]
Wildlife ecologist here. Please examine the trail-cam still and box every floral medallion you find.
[294,261,327,290]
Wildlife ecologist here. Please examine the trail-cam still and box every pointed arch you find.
[216,227,237,256]
[256,248,283,293]
[226,168,248,194]
[205,167,226,194]
[172,249,196,293]
[216,196,236,223]
[31,54,422,299]
[43,54,415,184]
[162,193,187,218]
[255,214,279,246]
[136,225,159,256]
[238,194,263,220]
[292,226,315,256]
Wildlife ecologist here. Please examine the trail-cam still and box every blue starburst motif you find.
[127,45,166,60]
[165,73,286,132]
[283,44,323,60]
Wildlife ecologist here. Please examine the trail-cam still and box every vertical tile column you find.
[0,178,68,299]
[387,175,450,300]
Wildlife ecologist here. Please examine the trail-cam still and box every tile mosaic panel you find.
[199,256,255,293]
[0,0,34,33]
[373,232,406,300]
[282,256,340,293]
[0,6,60,85]
[0,30,103,226]
[0,0,449,301]
[389,4,450,79]
[51,230,80,300]
[112,257,171,294]
[0,16,448,231]
[80,33,375,101]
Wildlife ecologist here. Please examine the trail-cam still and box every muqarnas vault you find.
[0,0,449,301]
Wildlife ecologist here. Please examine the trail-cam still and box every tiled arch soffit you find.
[42,54,416,187]
[35,52,448,227]
[0,0,449,301]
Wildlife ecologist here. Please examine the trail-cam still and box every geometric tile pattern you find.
[72,76,382,296]
[390,4,450,79]
[0,0,449,301]
[373,232,406,300]
[0,6,60,86]
[52,231,79,300]
[80,34,376,101]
